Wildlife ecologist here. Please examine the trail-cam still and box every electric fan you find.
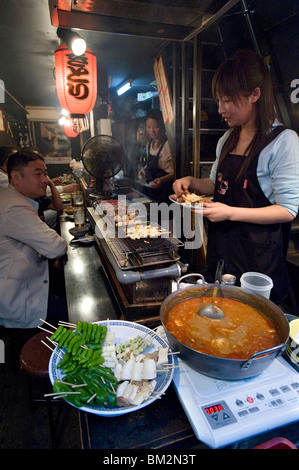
[81,134,124,197]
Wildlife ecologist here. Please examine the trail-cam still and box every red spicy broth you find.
[164,296,281,359]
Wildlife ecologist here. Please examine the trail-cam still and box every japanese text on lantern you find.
[55,43,97,117]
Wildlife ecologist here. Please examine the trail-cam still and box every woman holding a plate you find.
[172,50,299,305]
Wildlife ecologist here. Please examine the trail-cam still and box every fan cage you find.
[82,134,124,179]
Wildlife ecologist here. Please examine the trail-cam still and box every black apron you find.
[144,139,173,204]
[205,126,291,304]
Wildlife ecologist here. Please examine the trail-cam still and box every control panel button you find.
[248,406,259,414]
[269,388,280,396]
[291,382,299,390]
[235,399,244,407]
[256,393,265,400]
[270,400,279,407]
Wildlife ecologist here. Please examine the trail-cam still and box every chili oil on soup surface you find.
[164,297,281,360]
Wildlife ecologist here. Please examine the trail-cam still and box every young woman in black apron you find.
[173,50,299,305]
[138,109,174,204]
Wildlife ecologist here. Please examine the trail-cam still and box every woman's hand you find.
[51,176,61,185]
[202,202,233,222]
[63,183,80,193]
[172,176,215,197]
[149,178,162,189]
[138,168,146,181]
[172,176,192,195]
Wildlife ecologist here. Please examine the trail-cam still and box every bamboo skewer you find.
[58,320,76,328]
[70,383,88,388]
[44,391,81,397]
[41,340,63,359]
[38,325,55,335]
[41,319,57,330]
[41,339,54,351]
[87,393,97,403]
[156,365,181,372]
[142,329,160,341]
[163,364,181,369]
[46,336,58,346]
[60,381,88,388]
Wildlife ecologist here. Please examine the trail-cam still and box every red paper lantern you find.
[55,43,97,118]
[64,118,79,138]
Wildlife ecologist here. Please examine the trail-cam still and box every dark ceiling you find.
[0,0,239,111]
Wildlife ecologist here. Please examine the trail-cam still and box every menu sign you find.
[153,56,174,125]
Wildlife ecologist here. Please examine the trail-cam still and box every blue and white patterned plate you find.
[48,320,174,417]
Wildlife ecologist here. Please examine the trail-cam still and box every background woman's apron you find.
[206,126,291,304]
[144,139,173,204]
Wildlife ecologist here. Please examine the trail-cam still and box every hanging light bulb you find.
[71,37,86,56]
[59,116,67,125]
[57,28,86,56]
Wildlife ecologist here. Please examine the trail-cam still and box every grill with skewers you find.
[107,229,183,269]
[88,206,187,322]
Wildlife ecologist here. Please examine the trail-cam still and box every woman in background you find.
[138,109,174,204]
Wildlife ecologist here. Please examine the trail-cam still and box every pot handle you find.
[241,343,286,370]
[177,273,206,289]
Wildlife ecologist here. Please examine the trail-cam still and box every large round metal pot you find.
[160,274,289,380]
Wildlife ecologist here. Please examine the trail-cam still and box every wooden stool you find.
[19,331,51,378]
[19,331,58,448]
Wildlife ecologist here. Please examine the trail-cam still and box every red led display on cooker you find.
[204,404,224,414]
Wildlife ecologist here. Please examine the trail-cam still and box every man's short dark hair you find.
[0,146,18,167]
[7,149,45,181]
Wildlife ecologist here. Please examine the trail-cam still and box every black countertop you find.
[60,217,121,324]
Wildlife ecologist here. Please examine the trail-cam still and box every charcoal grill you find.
[89,207,186,284]
[87,206,188,321]
[108,231,183,269]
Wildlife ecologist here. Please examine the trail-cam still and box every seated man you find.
[0,149,68,329]
[0,146,64,228]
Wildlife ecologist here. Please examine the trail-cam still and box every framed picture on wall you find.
[33,121,72,162]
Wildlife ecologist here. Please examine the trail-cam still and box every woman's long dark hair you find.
[212,50,277,180]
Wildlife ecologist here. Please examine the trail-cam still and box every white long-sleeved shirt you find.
[0,169,8,188]
[209,120,299,218]
[0,185,67,328]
